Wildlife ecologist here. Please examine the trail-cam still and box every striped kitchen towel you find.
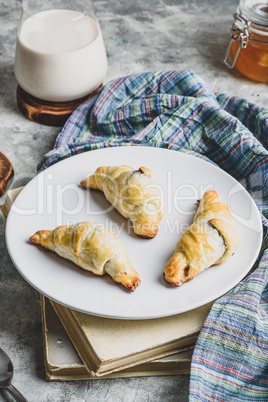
[39,70,268,401]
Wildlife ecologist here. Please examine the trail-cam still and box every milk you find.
[14,10,107,101]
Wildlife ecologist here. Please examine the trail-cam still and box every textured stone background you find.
[0,0,267,401]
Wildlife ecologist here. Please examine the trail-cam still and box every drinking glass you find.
[14,0,107,125]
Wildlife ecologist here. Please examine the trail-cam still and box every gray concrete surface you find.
[0,0,267,401]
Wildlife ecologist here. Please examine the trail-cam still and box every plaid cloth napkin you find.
[39,70,268,401]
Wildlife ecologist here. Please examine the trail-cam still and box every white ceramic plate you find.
[6,147,262,319]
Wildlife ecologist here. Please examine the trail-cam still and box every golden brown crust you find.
[80,176,98,189]
[164,190,240,287]
[139,166,153,175]
[29,230,54,251]
[81,166,163,238]
[30,222,141,292]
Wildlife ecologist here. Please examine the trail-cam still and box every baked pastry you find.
[81,166,163,238]
[30,221,141,292]
[164,190,240,287]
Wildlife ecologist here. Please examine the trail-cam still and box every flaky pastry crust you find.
[164,190,240,287]
[81,165,163,238]
[30,221,141,292]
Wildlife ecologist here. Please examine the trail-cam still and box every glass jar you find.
[224,0,268,83]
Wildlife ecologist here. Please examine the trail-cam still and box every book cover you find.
[50,298,211,377]
[41,296,193,381]
[0,186,23,217]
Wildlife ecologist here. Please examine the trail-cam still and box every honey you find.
[224,1,268,83]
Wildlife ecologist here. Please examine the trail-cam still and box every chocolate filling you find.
[129,169,143,179]
[184,265,190,277]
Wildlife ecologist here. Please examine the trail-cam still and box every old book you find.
[0,186,23,217]
[41,296,193,381]
[50,298,211,377]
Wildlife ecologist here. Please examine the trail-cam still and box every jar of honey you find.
[224,0,268,83]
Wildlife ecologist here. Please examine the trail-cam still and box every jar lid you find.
[239,0,268,27]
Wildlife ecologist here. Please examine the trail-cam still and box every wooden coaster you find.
[16,85,102,127]
[0,152,14,197]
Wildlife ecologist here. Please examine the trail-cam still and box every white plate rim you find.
[5,146,263,319]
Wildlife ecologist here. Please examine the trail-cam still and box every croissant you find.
[81,166,163,238]
[165,190,240,287]
[29,221,141,292]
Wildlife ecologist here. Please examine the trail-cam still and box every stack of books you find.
[1,188,212,381]
[42,296,213,381]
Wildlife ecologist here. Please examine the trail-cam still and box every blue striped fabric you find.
[39,70,268,400]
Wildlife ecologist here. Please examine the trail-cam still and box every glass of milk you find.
[14,0,107,102]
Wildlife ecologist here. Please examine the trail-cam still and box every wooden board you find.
[0,152,14,197]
